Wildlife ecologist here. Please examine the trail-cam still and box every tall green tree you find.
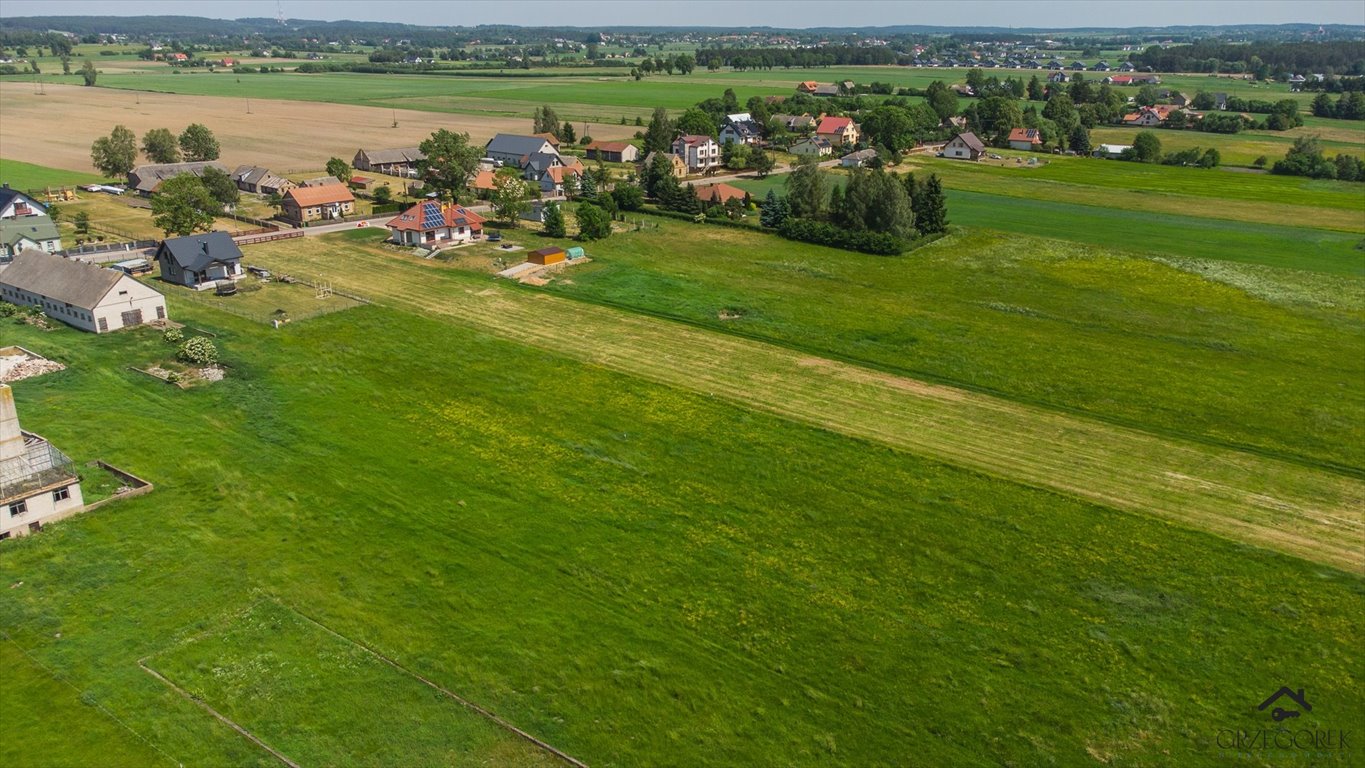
[1026,75,1044,101]
[1069,124,1092,155]
[924,80,959,121]
[141,128,181,164]
[575,202,612,240]
[60,54,71,75]
[642,107,674,153]
[751,150,776,179]
[491,175,529,225]
[200,166,240,209]
[1130,131,1162,163]
[785,154,829,219]
[561,120,576,144]
[911,174,948,235]
[542,202,566,237]
[416,129,482,201]
[325,157,350,182]
[532,105,561,135]
[759,189,790,228]
[80,59,97,86]
[832,168,914,239]
[675,108,717,138]
[179,123,220,161]
[151,175,217,236]
[90,125,138,178]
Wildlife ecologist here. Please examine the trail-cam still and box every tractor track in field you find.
[250,242,1365,574]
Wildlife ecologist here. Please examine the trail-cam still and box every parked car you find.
[246,265,272,279]
[487,231,503,242]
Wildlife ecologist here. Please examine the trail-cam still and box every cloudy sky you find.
[5,0,1364,28]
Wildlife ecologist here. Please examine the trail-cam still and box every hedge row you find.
[777,218,907,255]
[637,206,762,231]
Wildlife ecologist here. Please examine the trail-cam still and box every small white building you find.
[943,132,986,161]
[1,383,84,540]
[789,137,833,157]
[0,249,167,333]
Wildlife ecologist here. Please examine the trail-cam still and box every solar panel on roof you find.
[421,202,445,229]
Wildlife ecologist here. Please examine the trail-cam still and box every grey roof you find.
[231,165,271,185]
[155,231,243,272]
[0,216,60,247]
[523,152,563,173]
[485,134,558,159]
[952,132,987,152]
[357,147,425,165]
[302,176,343,187]
[0,249,129,309]
[128,162,228,193]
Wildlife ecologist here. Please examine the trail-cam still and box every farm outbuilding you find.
[528,247,566,265]
[0,249,167,333]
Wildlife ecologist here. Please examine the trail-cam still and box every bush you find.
[777,217,906,255]
[177,336,218,365]
[162,327,184,343]
[0,301,16,317]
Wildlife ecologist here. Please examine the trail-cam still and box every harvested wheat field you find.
[0,81,635,175]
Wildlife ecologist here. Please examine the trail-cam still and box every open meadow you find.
[2,268,1361,766]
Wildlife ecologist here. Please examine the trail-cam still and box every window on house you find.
[8,500,26,517]
[53,487,70,502]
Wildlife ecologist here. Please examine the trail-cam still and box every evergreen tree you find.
[542,202,566,237]
[1069,124,1092,155]
[912,174,948,235]
[642,107,674,153]
[561,120,576,144]
[785,155,828,219]
[580,171,597,198]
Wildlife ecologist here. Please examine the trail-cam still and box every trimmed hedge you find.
[777,218,906,255]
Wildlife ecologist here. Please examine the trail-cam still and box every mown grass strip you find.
[249,237,1365,572]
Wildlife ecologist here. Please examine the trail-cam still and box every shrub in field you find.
[777,217,905,255]
[163,327,184,344]
[177,337,218,365]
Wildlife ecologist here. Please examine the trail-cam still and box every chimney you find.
[0,383,25,464]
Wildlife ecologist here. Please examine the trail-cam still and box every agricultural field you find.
[2,260,1361,765]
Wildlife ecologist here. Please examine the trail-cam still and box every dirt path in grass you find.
[251,239,1365,573]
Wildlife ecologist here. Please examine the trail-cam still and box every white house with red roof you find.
[387,201,486,247]
[815,116,860,147]
[1007,128,1044,151]
[671,135,720,172]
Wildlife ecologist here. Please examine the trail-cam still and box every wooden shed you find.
[528,247,566,265]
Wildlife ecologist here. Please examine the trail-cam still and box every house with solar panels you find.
[386,201,486,247]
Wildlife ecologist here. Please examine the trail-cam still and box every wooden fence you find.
[235,230,305,246]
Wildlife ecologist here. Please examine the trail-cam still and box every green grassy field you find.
[2,293,1360,766]
[727,177,1365,274]
[0,158,104,190]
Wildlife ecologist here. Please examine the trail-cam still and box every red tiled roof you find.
[284,184,355,206]
[694,182,746,205]
[541,166,583,183]
[387,201,486,233]
[471,170,498,190]
[1007,128,1042,144]
[816,116,854,134]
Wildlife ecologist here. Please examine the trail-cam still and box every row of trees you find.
[1311,91,1365,121]
[1271,136,1365,181]
[90,124,221,178]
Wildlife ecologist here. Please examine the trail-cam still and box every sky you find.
[4,0,1364,29]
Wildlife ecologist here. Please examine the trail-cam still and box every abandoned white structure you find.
[1,383,84,539]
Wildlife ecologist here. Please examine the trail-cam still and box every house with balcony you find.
[671,135,720,173]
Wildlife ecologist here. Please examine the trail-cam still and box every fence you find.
[59,240,158,259]
[235,230,304,246]
[222,211,283,231]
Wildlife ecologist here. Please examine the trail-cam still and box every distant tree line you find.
[693,45,900,72]
[1130,40,1365,77]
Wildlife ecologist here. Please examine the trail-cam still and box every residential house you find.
[1170,92,1191,108]
[1007,128,1044,151]
[584,141,641,163]
[720,114,762,145]
[1213,92,1229,110]
[301,176,344,188]
[693,182,747,206]
[0,217,62,258]
[789,137,833,157]
[386,200,485,247]
[352,147,426,177]
[485,134,560,166]
[943,132,986,161]
[533,132,562,150]
[0,249,167,332]
[0,185,46,220]
[796,81,820,93]
[154,231,244,289]
[127,162,228,196]
[815,116,860,147]
[229,165,296,195]
[773,113,816,133]
[1048,71,1069,84]
[1118,61,1136,72]
[0,383,85,540]
[537,165,584,196]
[671,135,720,173]
[641,151,688,178]
[1122,105,1182,126]
[522,151,565,181]
[281,184,355,224]
[1069,61,1086,70]
[1091,61,1111,71]
[840,149,879,167]
[812,84,841,97]
[470,170,500,197]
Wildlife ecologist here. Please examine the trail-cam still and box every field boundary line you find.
[1,633,181,768]
[137,657,300,768]
[280,600,589,768]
